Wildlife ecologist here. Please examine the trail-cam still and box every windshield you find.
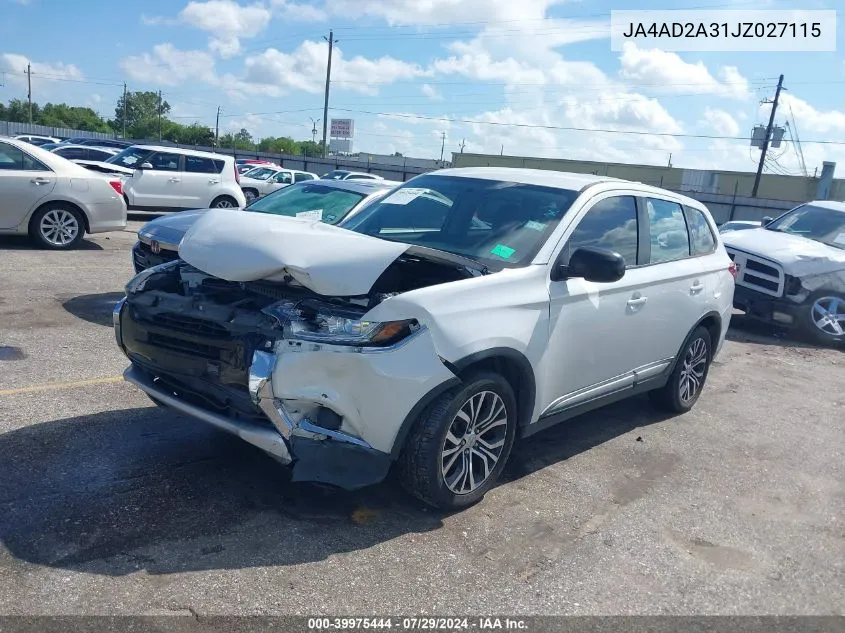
[766,204,845,250]
[243,166,277,180]
[245,182,367,224]
[322,170,349,180]
[340,174,579,268]
[107,146,153,167]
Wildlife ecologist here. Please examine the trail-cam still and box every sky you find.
[2,0,845,176]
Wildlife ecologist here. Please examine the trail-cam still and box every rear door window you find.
[185,156,222,173]
[647,198,690,264]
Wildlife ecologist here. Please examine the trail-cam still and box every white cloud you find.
[701,108,740,137]
[560,91,683,135]
[330,0,561,26]
[180,0,272,58]
[618,42,749,100]
[270,0,327,21]
[777,94,845,134]
[0,53,84,87]
[120,44,217,86]
[141,14,178,26]
[421,84,443,101]
[433,51,546,85]
[237,40,428,96]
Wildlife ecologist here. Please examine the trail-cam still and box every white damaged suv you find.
[114,168,735,508]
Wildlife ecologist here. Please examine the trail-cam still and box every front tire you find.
[242,188,258,204]
[649,326,712,414]
[29,204,85,250]
[800,293,845,346]
[210,195,238,208]
[399,371,517,509]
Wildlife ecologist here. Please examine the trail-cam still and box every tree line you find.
[1,90,325,155]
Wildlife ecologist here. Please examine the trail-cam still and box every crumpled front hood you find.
[722,227,845,276]
[178,208,410,296]
[138,209,213,248]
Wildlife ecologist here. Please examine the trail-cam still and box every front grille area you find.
[725,247,784,297]
[119,303,271,425]
[133,241,179,272]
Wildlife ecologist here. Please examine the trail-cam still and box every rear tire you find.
[649,326,712,414]
[210,195,238,208]
[799,292,845,347]
[29,204,86,250]
[398,371,517,509]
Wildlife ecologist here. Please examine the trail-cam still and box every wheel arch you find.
[667,311,722,375]
[28,199,90,234]
[450,348,537,430]
[389,347,536,460]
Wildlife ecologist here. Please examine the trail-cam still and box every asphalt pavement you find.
[0,225,842,615]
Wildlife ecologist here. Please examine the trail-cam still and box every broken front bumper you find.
[733,285,803,328]
[113,297,452,489]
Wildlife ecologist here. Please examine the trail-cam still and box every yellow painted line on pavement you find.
[0,375,124,396]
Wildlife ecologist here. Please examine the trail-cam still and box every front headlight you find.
[262,300,418,347]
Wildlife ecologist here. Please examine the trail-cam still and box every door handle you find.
[168,177,181,183]
[30,177,51,185]
[627,296,648,307]
[690,281,704,294]
[208,179,220,184]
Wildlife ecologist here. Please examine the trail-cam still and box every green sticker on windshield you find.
[490,244,515,259]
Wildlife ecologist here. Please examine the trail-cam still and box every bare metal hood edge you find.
[178,208,410,296]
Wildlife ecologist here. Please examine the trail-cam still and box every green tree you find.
[40,103,110,132]
[258,136,300,154]
[111,91,170,139]
[4,98,38,123]
[220,128,255,150]
[299,140,325,157]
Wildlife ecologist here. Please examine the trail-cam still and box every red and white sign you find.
[330,118,354,138]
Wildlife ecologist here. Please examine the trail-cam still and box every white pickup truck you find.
[721,200,845,345]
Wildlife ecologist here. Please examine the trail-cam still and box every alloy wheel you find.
[40,209,79,247]
[811,296,845,337]
[214,198,235,208]
[678,337,708,405]
[440,391,508,495]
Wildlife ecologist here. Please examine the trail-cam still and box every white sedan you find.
[0,137,127,249]
[240,167,318,203]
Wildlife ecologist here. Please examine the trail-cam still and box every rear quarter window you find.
[683,206,717,255]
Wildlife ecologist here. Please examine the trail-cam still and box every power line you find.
[329,106,845,146]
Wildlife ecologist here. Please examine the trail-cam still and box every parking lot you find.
[0,224,843,616]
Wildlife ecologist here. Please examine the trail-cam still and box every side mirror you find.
[137,162,153,170]
[553,246,626,283]
[761,216,773,226]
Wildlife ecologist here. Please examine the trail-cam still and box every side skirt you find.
[520,373,668,439]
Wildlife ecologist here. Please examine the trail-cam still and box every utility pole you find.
[26,63,32,124]
[321,30,338,158]
[158,90,163,141]
[122,83,127,139]
[752,74,784,198]
[459,138,466,153]
[215,105,221,147]
[310,117,320,144]
[439,131,446,163]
